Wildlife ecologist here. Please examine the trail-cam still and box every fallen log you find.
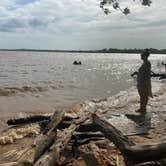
[125,143,166,164]
[93,114,166,165]
[77,122,99,132]
[7,115,51,126]
[71,137,105,146]
[19,110,65,166]
[73,132,104,140]
[93,114,135,149]
[7,113,77,127]
[38,120,50,131]
[40,119,77,131]
[34,112,91,166]
[58,120,98,132]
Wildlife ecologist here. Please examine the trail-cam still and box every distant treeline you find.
[96,48,166,54]
[0,48,166,54]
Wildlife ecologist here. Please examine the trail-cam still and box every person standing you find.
[136,49,153,113]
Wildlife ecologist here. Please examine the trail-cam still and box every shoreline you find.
[0,80,165,165]
[1,49,166,54]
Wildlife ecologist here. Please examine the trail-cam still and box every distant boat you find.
[73,61,82,65]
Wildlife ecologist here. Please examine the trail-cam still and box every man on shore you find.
[132,49,153,113]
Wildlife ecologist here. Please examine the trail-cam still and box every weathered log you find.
[42,110,65,134]
[40,118,77,131]
[93,114,166,165]
[57,120,72,129]
[58,121,98,132]
[7,112,77,127]
[38,120,50,131]
[77,122,99,132]
[19,110,65,166]
[7,115,51,126]
[74,137,105,146]
[93,114,135,149]
[73,132,103,140]
[34,112,91,166]
[125,143,166,164]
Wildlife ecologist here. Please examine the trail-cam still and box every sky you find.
[0,0,166,50]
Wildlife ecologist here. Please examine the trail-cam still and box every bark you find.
[125,143,166,164]
[19,110,65,166]
[7,115,51,126]
[73,132,103,139]
[73,137,105,146]
[77,122,99,132]
[58,121,98,132]
[34,112,91,166]
[42,110,65,134]
[93,114,135,149]
[93,114,166,165]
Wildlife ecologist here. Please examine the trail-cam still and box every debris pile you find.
[1,106,165,166]
[0,82,165,166]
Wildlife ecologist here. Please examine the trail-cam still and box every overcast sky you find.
[0,0,166,50]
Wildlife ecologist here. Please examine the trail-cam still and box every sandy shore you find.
[0,80,165,165]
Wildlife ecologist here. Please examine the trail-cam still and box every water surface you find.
[0,51,165,116]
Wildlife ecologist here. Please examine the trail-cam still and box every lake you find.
[0,51,165,116]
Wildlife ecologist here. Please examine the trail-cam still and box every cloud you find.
[15,0,39,5]
[0,0,166,49]
[0,17,48,32]
[0,18,24,32]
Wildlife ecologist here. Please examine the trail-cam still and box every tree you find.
[100,0,152,15]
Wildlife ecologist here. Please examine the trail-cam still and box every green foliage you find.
[100,0,152,15]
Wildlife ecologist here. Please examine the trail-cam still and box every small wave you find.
[0,86,48,96]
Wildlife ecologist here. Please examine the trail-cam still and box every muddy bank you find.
[0,80,165,165]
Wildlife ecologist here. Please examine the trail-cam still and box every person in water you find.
[132,49,153,113]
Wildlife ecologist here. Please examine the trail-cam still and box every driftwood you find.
[73,132,103,140]
[93,114,166,165]
[7,115,51,126]
[71,137,105,146]
[19,110,65,166]
[7,113,78,127]
[34,112,91,166]
[58,120,98,133]
[125,143,166,164]
[77,122,99,132]
[40,119,78,131]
